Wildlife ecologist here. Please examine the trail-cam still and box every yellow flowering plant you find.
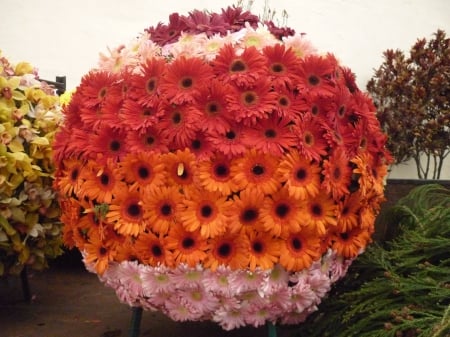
[0,51,63,276]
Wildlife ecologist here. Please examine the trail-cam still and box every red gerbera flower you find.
[129,57,166,107]
[182,9,228,36]
[126,126,169,154]
[296,53,337,96]
[226,78,278,126]
[212,44,266,87]
[89,126,129,162]
[121,98,163,130]
[293,114,329,162]
[159,102,201,149]
[159,56,214,105]
[146,12,188,46]
[242,114,296,156]
[262,43,301,90]
[78,70,118,109]
[187,131,215,161]
[273,88,308,119]
[207,121,249,158]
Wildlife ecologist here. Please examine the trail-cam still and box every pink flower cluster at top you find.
[52,5,392,329]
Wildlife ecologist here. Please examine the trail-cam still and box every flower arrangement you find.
[52,6,392,330]
[0,51,63,276]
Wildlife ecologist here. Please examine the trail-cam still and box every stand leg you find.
[268,321,277,337]
[128,306,143,337]
[20,266,31,303]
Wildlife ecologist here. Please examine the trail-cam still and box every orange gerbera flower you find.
[195,154,240,196]
[278,228,322,272]
[165,222,208,267]
[303,192,338,235]
[79,158,127,204]
[321,146,352,200]
[119,152,166,193]
[277,149,321,200]
[106,188,147,237]
[84,231,117,275]
[293,114,328,162]
[179,187,231,238]
[331,226,371,258]
[56,158,86,197]
[227,187,266,235]
[159,55,214,105]
[204,232,249,271]
[133,231,174,267]
[162,148,196,189]
[336,192,363,232]
[59,197,82,248]
[143,185,183,235]
[232,148,281,195]
[246,230,280,271]
[260,186,303,237]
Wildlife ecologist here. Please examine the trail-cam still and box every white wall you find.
[1,0,449,179]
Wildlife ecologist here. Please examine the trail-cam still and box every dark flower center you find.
[304,133,314,145]
[278,96,289,106]
[242,208,258,223]
[151,244,163,257]
[172,112,181,124]
[138,166,150,179]
[271,63,284,73]
[214,164,229,177]
[231,60,246,72]
[276,203,290,218]
[296,168,307,180]
[147,78,156,92]
[201,205,213,218]
[99,247,108,255]
[308,75,320,86]
[161,204,172,216]
[98,87,107,99]
[110,140,121,152]
[191,139,201,150]
[146,135,155,145]
[291,237,302,250]
[244,92,256,105]
[100,173,110,186]
[218,242,232,258]
[252,241,263,253]
[311,105,319,115]
[338,105,346,117]
[252,164,265,175]
[181,77,193,88]
[71,168,79,181]
[225,131,236,140]
[265,129,276,138]
[207,102,219,114]
[127,203,141,217]
[311,203,322,216]
[182,237,195,249]
[340,232,349,240]
[333,167,342,180]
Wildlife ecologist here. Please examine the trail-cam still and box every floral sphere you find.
[52,6,392,329]
[0,51,63,276]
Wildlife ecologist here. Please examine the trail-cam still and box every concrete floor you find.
[0,256,298,337]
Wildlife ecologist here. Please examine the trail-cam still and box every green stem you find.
[268,322,277,337]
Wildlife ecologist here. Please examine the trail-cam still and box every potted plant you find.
[366,29,450,180]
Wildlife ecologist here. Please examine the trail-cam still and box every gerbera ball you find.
[53,6,392,330]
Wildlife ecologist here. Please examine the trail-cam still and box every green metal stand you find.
[268,322,277,337]
[128,306,143,337]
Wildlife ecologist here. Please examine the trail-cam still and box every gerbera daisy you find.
[277,149,321,200]
[201,265,233,296]
[159,102,201,149]
[212,44,267,87]
[336,191,363,232]
[159,56,214,105]
[146,12,188,46]
[303,192,338,235]
[278,228,322,272]
[295,53,337,96]
[162,148,196,189]
[120,98,163,130]
[246,230,280,271]
[56,157,86,197]
[140,264,174,294]
[89,126,129,162]
[165,222,208,267]
[283,34,317,59]
[260,186,304,236]
[119,152,166,193]
[171,264,204,288]
[232,148,281,195]
[272,88,308,119]
[213,305,247,331]
[241,114,296,156]
[126,125,169,154]
[78,70,118,109]
[321,146,352,200]
[204,232,250,271]
[106,188,147,237]
[179,187,231,238]
[293,114,329,162]
[206,121,249,158]
[227,187,266,235]
[331,226,371,258]
[226,78,278,126]
[262,43,301,91]
[164,295,204,322]
[129,57,166,107]
[133,231,174,267]
[143,185,183,235]
[187,131,215,161]
[177,285,220,316]
[195,154,240,196]
[79,158,126,204]
[84,231,117,275]
[191,79,234,134]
